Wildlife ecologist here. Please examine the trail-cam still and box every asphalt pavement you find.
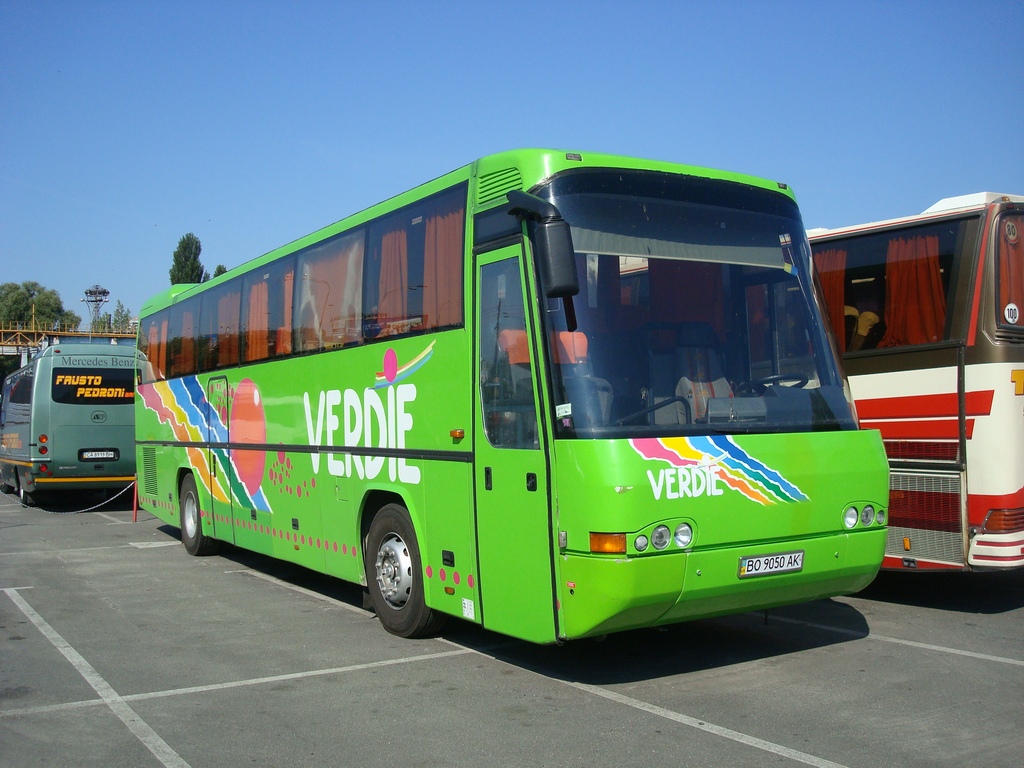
[2,489,1022,768]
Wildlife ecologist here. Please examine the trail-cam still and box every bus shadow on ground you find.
[171,531,873,686]
[464,600,870,686]
[852,569,1024,615]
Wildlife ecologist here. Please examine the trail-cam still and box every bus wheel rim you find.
[375,533,412,610]
[183,493,199,539]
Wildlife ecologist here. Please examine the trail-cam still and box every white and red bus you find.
[810,192,1024,571]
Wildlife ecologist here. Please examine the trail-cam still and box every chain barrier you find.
[0,481,136,515]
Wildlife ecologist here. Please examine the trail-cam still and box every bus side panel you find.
[845,352,969,570]
[136,330,476,594]
[417,459,478,623]
[964,361,1024,568]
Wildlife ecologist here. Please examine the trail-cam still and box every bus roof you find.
[808,192,1024,239]
[139,149,798,317]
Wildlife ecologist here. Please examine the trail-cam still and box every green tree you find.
[111,300,133,333]
[213,264,228,278]
[169,233,209,285]
[0,281,81,329]
[0,281,82,382]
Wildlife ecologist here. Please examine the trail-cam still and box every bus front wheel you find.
[364,504,446,638]
[179,474,221,556]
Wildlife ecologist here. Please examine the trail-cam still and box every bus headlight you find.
[875,508,886,526]
[843,506,859,529]
[674,523,693,548]
[861,505,875,526]
[651,525,671,550]
[634,535,649,552]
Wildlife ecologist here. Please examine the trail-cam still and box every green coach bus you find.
[1,342,137,506]
[134,149,888,643]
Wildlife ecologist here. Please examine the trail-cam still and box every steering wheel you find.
[736,373,809,395]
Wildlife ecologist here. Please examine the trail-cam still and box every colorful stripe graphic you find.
[374,341,435,388]
[630,435,808,505]
[139,377,273,512]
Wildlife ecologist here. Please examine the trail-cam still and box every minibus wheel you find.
[364,503,446,638]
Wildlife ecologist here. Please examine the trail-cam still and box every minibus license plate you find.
[738,551,804,578]
[81,450,116,461]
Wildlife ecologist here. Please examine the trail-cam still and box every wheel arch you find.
[359,489,411,548]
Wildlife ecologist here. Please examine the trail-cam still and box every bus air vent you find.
[142,447,158,496]
[477,168,523,206]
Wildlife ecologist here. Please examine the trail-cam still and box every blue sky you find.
[2,0,1022,323]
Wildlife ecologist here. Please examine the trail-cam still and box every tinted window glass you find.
[199,281,241,370]
[364,184,466,339]
[294,230,365,352]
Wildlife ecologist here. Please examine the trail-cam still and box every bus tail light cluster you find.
[38,434,49,455]
[843,504,886,529]
[982,508,1024,534]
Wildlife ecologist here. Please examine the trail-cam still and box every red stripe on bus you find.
[862,419,975,440]
[856,390,994,420]
[975,538,1024,548]
[967,485,1024,528]
[971,553,1024,563]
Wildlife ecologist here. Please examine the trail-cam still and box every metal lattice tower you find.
[82,284,110,331]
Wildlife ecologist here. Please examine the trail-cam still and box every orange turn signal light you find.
[590,532,626,554]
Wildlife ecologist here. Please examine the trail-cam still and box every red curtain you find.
[423,207,465,328]
[378,230,408,331]
[180,310,196,374]
[147,319,167,381]
[277,269,293,355]
[879,235,945,347]
[245,281,269,362]
[217,292,240,366]
[813,248,848,353]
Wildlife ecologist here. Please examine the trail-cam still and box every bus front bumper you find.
[556,529,885,640]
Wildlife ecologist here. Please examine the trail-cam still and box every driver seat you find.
[674,323,732,423]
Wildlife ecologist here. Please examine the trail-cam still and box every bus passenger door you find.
[473,246,558,643]
[206,376,235,544]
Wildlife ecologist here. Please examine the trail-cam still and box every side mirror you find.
[506,190,579,298]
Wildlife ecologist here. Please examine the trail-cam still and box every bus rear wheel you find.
[364,503,446,638]
[17,478,35,507]
[179,474,221,556]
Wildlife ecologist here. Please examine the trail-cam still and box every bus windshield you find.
[535,170,855,438]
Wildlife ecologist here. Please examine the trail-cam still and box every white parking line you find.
[2,588,192,768]
[567,681,848,768]
[235,567,852,767]
[770,614,1024,667]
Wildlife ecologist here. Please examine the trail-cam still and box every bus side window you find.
[199,281,241,370]
[363,185,466,340]
[0,380,8,426]
[295,230,364,351]
[242,257,295,362]
[997,213,1024,330]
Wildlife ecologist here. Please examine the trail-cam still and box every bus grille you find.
[477,167,523,206]
[885,470,964,564]
[142,447,158,497]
